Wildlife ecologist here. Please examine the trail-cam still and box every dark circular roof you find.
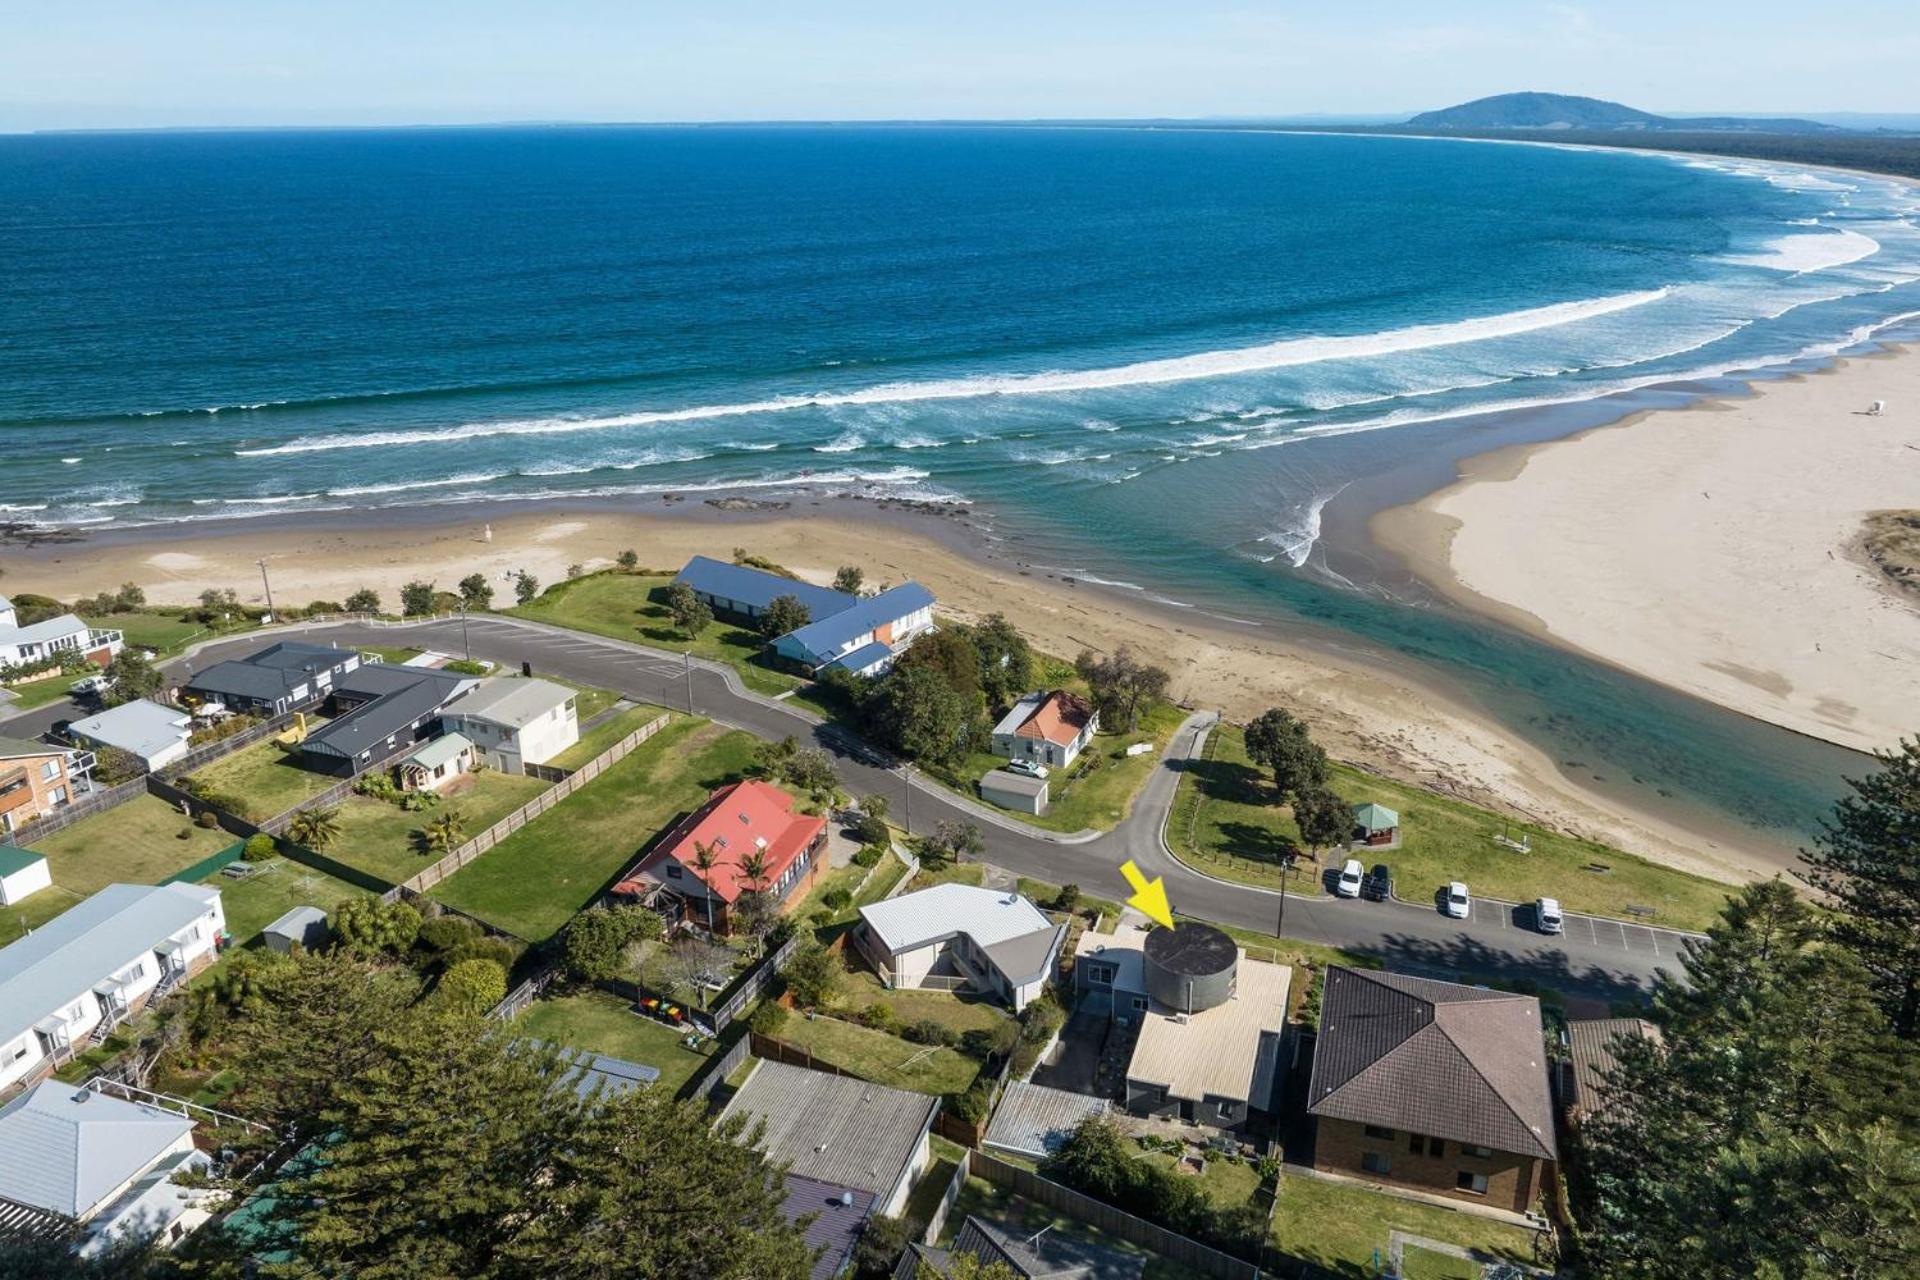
[1144,921,1236,976]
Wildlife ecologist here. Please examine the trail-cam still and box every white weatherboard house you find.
[0,1080,221,1256]
[439,678,579,773]
[990,690,1099,771]
[0,594,123,672]
[0,846,52,907]
[0,883,225,1095]
[856,883,1066,1013]
[67,698,194,772]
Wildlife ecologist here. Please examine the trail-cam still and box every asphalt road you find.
[6,616,1697,1003]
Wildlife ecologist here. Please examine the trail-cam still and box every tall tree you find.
[832,565,865,595]
[344,587,381,613]
[1073,646,1169,732]
[968,613,1033,711]
[1242,708,1328,802]
[399,580,436,616]
[1291,786,1351,859]
[759,595,811,638]
[876,662,978,767]
[896,628,983,707]
[103,648,165,707]
[457,573,494,608]
[513,570,540,605]
[690,841,722,930]
[1800,738,1920,1038]
[665,582,713,637]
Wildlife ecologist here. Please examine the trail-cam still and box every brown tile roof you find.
[1307,967,1558,1161]
[1014,691,1096,748]
[1565,1017,1658,1119]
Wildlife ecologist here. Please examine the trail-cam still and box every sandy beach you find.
[1375,345,1920,755]
[0,496,1761,884]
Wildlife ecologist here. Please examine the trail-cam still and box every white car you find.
[1005,758,1049,780]
[1335,859,1365,898]
[1536,897,1564,935]
[1444,881,1471,919]
[69,674,110,697]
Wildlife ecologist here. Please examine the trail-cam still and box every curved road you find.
[7,616,1692,1002]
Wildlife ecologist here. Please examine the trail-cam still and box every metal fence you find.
[967,1149,1270,1280]
[394,713,669,895]
[684,1031,756,1103]
[697,928,804,1036]
[489,963,560,1021]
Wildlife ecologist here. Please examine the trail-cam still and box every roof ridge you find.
[1432,1005,1554,1160]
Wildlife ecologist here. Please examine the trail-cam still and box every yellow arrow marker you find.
[1119,859,1175,930]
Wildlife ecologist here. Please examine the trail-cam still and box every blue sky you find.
[2,2,1916,131]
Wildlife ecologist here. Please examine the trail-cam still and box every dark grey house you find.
[182,642,361,717]
[299,664,477,775]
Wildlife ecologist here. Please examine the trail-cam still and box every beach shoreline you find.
[1372,343,1920,757]
[0,489,1772,886]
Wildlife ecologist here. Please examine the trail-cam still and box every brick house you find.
[1306,967,1557,1215]
[0,735,89,838]
[614,779,826,933]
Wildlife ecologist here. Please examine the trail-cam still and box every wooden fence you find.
[684,1031,756,1103]
[17,775,147,841]
[968,1149,1271,1280]
[394,713,669,895]
[920,1153,973,1246]
[489,962,560,1021]
[159,710,300,780]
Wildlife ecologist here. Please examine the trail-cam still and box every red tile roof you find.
[1014,691,1096,748]
[622,779,825,904]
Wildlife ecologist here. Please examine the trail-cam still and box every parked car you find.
[1335,858,1365,898]
[69,674,110,697]
[1536,897,1564,934]
[1005,758,1049,779]
[1444,881,1472,919]
[1363,863,1393,902]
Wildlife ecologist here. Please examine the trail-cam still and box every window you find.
[666,865,682,879]
[1363,1125,1395,1140]
[4,1040,27,1065]
[40,760,59,781]
[1410,1135,1445,1158]
[1456,1172,1489,1195]
[1130,996,1148,1013]
[1361,1152,1392,1176]
[1083,962,1115,986]
[1463,1144,1495,1159]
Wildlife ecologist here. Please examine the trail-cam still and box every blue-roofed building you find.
[674,557,936,678]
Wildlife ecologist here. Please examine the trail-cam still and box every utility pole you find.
[900,762,913,835]
[458,603,471,661]
[256,558,276,620]
[683,651,694,715]
[1276,853,1294,940]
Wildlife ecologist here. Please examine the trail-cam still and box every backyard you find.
[321,770,551,886]
[429,717,758,940]
[773,1008,983,1095]
[203,857,369,953]
[550,702,667,771]
[942,1173,1184,1280]
[185,733,341,822]
[515,987,716,1095]
[12,793,239,942]
[1267,1172,1545,1278]
[507,570,800,696]
[949,699,1187,834]
[1171,723,1733,933]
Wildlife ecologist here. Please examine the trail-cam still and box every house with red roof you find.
[614,779,827,933]
[989,690,1100,771]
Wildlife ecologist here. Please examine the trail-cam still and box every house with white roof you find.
[438,677,579,772]
[856,883,1066,1012]
[0,594,123,674]
[67,699,194,772]
[0,882,225,1095]
[0,1079,221,1256]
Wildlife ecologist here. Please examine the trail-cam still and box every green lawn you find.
[206,857,369,951]
[355,645,425,665]
[2,669,88,710]
[514,989,716,1095]
[1172,724,1732,933]
[506,570,801,696]
[1017,876,1124,923]
[186,735,340,822]
[1138,1150,1265,1207]
[27,792,236,889]
[774,1010,982,1095]
[833,970,1017,1038]
[1268,1174,1543,1277]
[549,703,668,771]
[955,701,1186,834]
[323,771,551,886]
[430,718,758,941]
[904,861,986,893]
[115,609,260,656]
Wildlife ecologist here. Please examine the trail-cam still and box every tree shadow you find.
[1343,930,1662,1007]
[1213,820,1301,867]
[1170,753,1272,806]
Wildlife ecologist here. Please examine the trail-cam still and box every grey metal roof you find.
[780,582,935,659]
[1306,967,1557,1161]
[951,1216,1146,1280]
[983,1082,1110,1159]
[0,1082,195,1219]
[0,883,222,1053]
[719,1060,937,1197]
[861,884,1054,956]
[402,732,472,771]
[185,660,306,702]
[305,666,470,759]
[263,906,328,938]
[981,769,1048,797]
[562,1050,661,1097]
[1566,1017,1658,1118]
[675,556,854,620]
[68,699,190,762]
[781,1174,875,1280]
[0,736,63,762]
[443,678,573,729]
[243,642,357,673]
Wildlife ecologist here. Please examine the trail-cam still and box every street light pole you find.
[901,763,914,836]
[1276,853,1294,940]
[683,651,694,715]
[458,603,471,661]
[256,558,276,620]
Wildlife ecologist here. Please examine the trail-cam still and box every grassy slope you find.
[429,718,757,940]
[515,989,714,1095]
[1173,724,1731,932]
[323,771,551,886]
[187,736,340,822]
[505,571,799,695]
[1268,1174,1541,1276]
[549,703,667,771]
[773,1010,981,1095]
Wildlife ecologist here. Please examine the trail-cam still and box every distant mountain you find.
[1408,93,1844,135]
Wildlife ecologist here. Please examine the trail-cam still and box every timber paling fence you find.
[392,713,669,896]
[17,776,147,841]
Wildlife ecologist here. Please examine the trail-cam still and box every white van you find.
[1336,859,1365,898]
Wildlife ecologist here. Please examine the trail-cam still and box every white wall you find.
[510,702,579,767]
[0,858,52,906]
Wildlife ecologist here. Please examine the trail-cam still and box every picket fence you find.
[394,714,669,895]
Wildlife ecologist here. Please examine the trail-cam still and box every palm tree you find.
[422,808,467,856]
[286,805,341,852]
[735,846,772,952]
[691,840,721,931]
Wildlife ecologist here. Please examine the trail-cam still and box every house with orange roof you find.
[612,779,827,933]
[989,690,1099,771]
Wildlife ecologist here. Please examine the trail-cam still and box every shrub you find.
[851,845,883,869]
[444,659,488,676]
[962,1022,1019,1060]
[903,1018,957,1047]
[946,1079,992,1124]
[436,958,507,1013]
[859,1002,901,1034]
[354,772,400,802]
[561,905,664,982]
[332,897,422,956]
[821,888,852,912]
[850,811,890,849]
[1053,883,1082,913]
[616,549,639,571]
[748,1000,790,1037]
[196,810,222,830]
[781,940,844,1011]
[850,1215,912,1280]
[418,915,482,953]
[242,833,277,862]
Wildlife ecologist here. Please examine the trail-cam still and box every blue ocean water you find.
[4,125,1918,844]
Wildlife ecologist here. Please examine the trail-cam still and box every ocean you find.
[5,124,1918,846]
